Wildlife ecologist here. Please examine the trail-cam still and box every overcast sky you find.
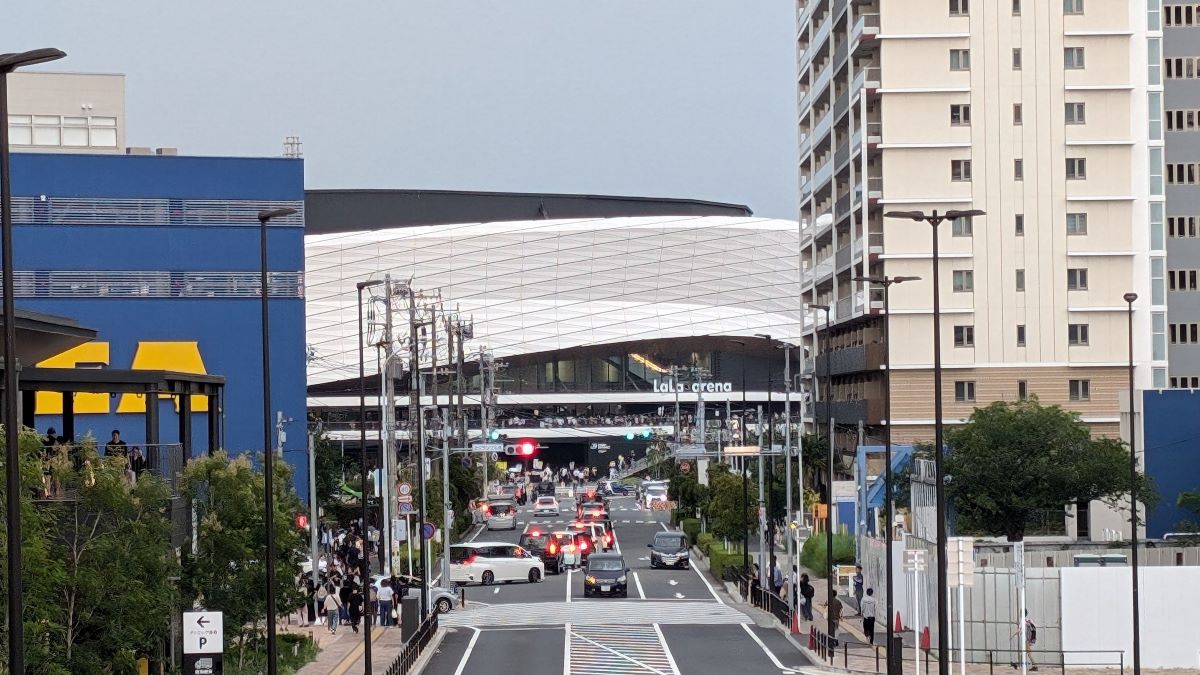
[3,2,798,218]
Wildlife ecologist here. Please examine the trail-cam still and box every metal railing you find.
[983,649,1124,675]
[11,196,304,227]
[385,612,439,675]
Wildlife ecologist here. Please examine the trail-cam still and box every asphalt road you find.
[421,488,814,675]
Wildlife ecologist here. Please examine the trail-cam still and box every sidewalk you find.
[290,621,410,675]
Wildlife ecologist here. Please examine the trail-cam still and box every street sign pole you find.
[904,549,927,675]
[183,610,224,675]
[1015,540,1027,675]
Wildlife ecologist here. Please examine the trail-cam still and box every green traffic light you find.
[489,430,501,440]
[641,429,653,439]
[625,431,635,440]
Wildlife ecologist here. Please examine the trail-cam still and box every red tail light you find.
[605,533,613,545]
[548,542,558,554]
[580,539,589,551]
[464,555,477,566]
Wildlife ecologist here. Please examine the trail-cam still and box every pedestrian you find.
[861,588,877,644]
[338,580,352,625]
[130,446,147,476]
[853,565,864,615]
[104,429,128,459]
[1010,611,1038,671]
[799,573,816,621]
[302,573,317,626]
[827,594,843,645]
[378,579,394,627]
[771,560,784,596]
[348,585,364,634]
[323,585,342,633]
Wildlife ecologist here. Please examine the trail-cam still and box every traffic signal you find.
[488,429,502,441]
[625,431,635,440]
[640,428,653,439]
[295,513,309,530]
[504,438,538,457]
[625,428,653,440]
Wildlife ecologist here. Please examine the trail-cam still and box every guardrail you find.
[384,612,439,675]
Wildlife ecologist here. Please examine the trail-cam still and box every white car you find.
[643,484,669,509]
[370,574,458,614]
[533,496,560,517]
[449,542,546,585]
[487,500,517,530]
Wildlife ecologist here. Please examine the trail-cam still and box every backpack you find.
[1027,620,1037,642]
[802,583,815,600]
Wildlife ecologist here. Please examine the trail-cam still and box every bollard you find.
[460,586,466,608]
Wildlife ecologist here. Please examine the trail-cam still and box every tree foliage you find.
[1177,490,1200,532]
[180,452,306,671]
[945,399,1156,541]
[703,463,757,543]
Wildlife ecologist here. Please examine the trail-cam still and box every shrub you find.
[799,532,856,575]
[696,532,715,556]
[708,548,746,581]
[681,518,701,544]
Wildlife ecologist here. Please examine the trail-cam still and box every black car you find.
[648,532,690,569]
[576,500,606,519]
[518,530,565,574]
[583,553,629,598]
[534,481,557,498]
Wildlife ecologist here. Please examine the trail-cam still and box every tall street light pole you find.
[729,339,749,572]
[808,303,833,644]
[756,333,776,574]
[0,47,67,675]
[258,206,297,675]
[853,274,920,675]
[778,341,796,620]
[884,209,983,675]
[1123,291,1141,675]
[357,279,383,672]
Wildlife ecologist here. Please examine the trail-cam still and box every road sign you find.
[397,494,413,503]
[724,445,760,456]
[680,461,691,474]
[393,518,408,542]
[398,502,414,515]
[947,536,976,587]
[183,611,223,654]
[496,461,507,472]
[421,522,436,540]
[903,548,928,573]
[490,452,499,461]
[398,482,412,497]
[472,443,504,453]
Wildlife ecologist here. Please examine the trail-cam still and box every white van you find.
[449,542,545,585]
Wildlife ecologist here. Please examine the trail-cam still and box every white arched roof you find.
[305,215,805,386]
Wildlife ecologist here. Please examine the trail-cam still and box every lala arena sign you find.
[652,379,733,394]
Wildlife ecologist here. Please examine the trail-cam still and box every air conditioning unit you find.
[125,147,152,156]
[155,147,178,156]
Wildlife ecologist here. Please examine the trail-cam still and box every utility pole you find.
[380,276,398,576]
[782,344,795,620]
[404,286,429,619]
[439,306,453,591]
[478,347,490,493]
[757,405,767,588]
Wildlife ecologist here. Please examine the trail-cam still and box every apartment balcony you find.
[814,342,886,377]
[836,295,853,319]
[850,13,880,46]
[863,66,881,94]
[812,398,884,425]
[835,243,852,270]
[812,107,835,147]
[814,155,836,191]
[867,176,883,200]
[811,255,835,284]
[800,177,813,203]
[866,121,882,145]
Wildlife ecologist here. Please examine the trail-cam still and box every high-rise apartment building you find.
[796,0,1164,455]
[1163,3,1200,387]
[6,71,127,153]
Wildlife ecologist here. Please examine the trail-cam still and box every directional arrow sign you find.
[668,579,678,586]
[674,592,686,599]
[183,610,223,655]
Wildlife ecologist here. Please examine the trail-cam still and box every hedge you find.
[708,548,746,581]
[680,518,701,544]
[695,532,715,556]
[799,532,856,575]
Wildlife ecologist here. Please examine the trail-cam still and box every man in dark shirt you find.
[105,429,128,459]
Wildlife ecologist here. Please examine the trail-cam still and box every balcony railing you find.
[851,13,880,44]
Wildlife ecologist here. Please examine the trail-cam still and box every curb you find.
[407,626,448,675]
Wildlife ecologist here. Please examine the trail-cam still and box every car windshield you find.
[491,504,514,515]
[520,535,548,547]
[647,487,667,495]
[655,535,685,548]
[589,559,625,572]
[449,547,474,563]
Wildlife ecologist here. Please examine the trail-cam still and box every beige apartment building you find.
[6,71,126,153]
[797,0,1165,455]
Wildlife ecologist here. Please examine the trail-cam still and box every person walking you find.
[323,584,342,633]
[852,565,865,615]
[826,594,844,647]
[378,579,395,627]
[771,560,784,596]
[861,588,877,645]
[1010,611,1038,671]
[301,573,317,626]
[799,573,815,621]
[348,585,364,634]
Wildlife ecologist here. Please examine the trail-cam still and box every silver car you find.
[487,500,517,530]
[534,496,560,516]
[372,574,458,614]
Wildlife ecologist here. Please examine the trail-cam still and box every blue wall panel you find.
[1141,389,1200,537]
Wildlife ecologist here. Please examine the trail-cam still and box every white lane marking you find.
[453,626,481,675]
[565,568,573,603]
[661,521,724,604]
[633,572,646,599]
[570,627,670,675]
[739,623,791,671]
[493,588,500,595]
[562,622,571,675]
[668,579,678,586]
[612,526,621,554]
[674,592,685,599]
[652,622,682,675]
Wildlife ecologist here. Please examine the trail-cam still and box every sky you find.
[3,2,799,218]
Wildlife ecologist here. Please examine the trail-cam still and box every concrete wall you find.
[1061,566,1200,668]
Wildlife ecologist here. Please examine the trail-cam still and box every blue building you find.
[12,152,310,495]
[1141,389,1200,537]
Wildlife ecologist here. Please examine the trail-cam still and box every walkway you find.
[291,621,407,675]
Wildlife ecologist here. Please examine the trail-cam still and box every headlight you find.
[617,575,627,583]
[585,575,597,584]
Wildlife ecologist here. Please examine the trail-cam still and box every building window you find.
[1168,216,1198,237]
[950,104,971,126]
[1067,267,1089,290]
[1015,213,1025,236]
[953,270,974,292]
[1016,269,1026,291]
[954,381,976,402]
[1154,258,1166,303]
[1064,0,1084,14]
[1152,203,1165,250]
[1068,323,1090,345]
[1018,380,1029,401]
[1151,147,1165,195]
[1169,322,1200,344]
[952,159,973,181]
[1069,379,1090,401]
[1015,159,1024,180]
[1013,48,1023,70]
[952,215,973,236]
[1066,157,1087,180]
[1017,324,1027,346]
[1013,0,1021,14]
[950,0,970,15]
[1013,103,1023,125]
[1064,47,1086,69]
[7,114,117,149]
[1167,163,1200,184]
[1167,269,1199,290]
[1065,102,1086,124]
[1066,212,1088,235]
[954,325,975,347]
[950,49,972,71]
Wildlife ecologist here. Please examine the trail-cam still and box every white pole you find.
[914,567,921,675]
[783,347,794,619]
[308,432,319,579]
[1016,540,1027,675]
[957,582,966,675]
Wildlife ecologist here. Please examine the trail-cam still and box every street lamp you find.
[808,302,833,645]
[756,333,776,579]
[357,278,384,672]
[1,47,67,673]
[1123,291,1141,675]
[729,339,750,572]
[883,208,983,675]
[775,341,798,622]
[853,274,920,675]
[258,206,297,675]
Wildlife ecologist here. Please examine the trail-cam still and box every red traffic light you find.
[517,440,536,456]
[295,513,309,530]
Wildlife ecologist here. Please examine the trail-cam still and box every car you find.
[449,542,546,585]
[534,481,557,498]
[578,509,613,534]
[518,528,566,574]
[550,531,582,568]
[486,500,517,530]
[582,553,629,598]
[533,496,560,517]
[643,483,669,509]
[599,480,631,496]
[648,531,690,569]
[371,574,458,614]
[571,521,613,552]
[576,500,606,519]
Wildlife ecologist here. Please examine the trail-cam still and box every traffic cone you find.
[791,609,801,635]
[895,611,903,633]
[920,627,931,652]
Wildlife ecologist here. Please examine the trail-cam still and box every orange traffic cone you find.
[920,627,931,651]
[791,609,801,635]
[895,611,903,633]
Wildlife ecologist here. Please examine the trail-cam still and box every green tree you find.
[945,399,1156,541]
[704,466,757,544]
[1177,490,1200,532]
[668,470,707,515]
[180,452,306,671]
[313,431,357,507]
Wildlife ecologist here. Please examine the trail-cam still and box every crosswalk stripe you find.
[569,624,677,675]
[440,600,749,628]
